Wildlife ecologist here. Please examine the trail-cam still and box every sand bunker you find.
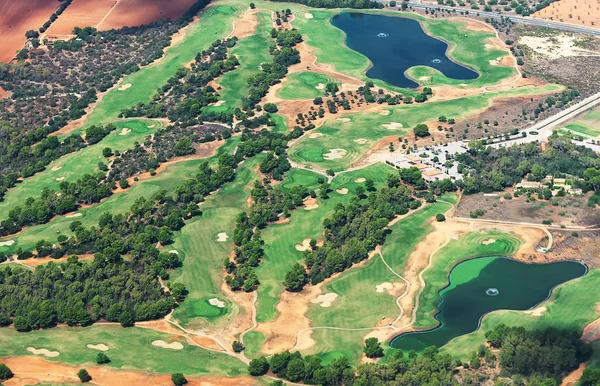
[337,118,350,122]
[87,344,109,351]
[0,240,15,247]
[419,76,431,82]
[65,213,82,218]
[151,340,183,350]
[376,282,394,293]
[169,250,179,255]
[524,306,547,317]
[520,35,600,59]
[51,165,62,171]
[216,232,228,242]
[118,83,132,91]
[383,122,404,130]
[353,138,368,144]
[55,177,65,181]
[323,148,347,160]
[489,58,500,65]
[354,178,366,183]
[309,132,323,139]
[27,347,60,357]
[482,238,496,245]
[304,12,314,19]
[315,83,325,89]
[304,197,319,210]
[379,110,391,115]
[311,293,338,307]
[208,298,226,308]
[295,238,312,251]
[213,100,226,106]
[336,188,348,195]
[119,128,131,136]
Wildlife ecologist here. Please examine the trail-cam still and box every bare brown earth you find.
[560,361,589,386]
[547,230,600,267]
[1,356,256,386]
[227,8,259,39]
[534,0,600,27]
[0,0,59,62]
[46,0,198,36]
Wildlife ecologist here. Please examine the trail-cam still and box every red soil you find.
[0,0,59,63]
[46,0,198,36]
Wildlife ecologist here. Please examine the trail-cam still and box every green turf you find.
[277,72,334,100]
[442,268,600,359]
[0,324,246,377]
[279,168,323,192]
[563,105,600,137]
[414,230,522,330]
[242,331,266,359]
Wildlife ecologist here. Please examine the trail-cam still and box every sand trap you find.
[315,83,325,89]
[213,100,226,106]
[524,306,547,317]
[488,57,501,65]
[376,282,394,293]
[119,128,131,136]
[151,340,183,350]
[304,12,314,19]
[336,188,348,195]
[311,293,338,307]
[295,238,311,251]
[379,110,391,116]
[304,197,318,210]
[309,132,323,139]
[55,177,65,181]
[65,213,82,218]
[419,76,431,81]
[27,347,60,357]
[383,122,404,130]
[216,232,228,242]
[87,344,109,351]
[51,165,62,171]
[208,298,226,308]
[0,240,15,247]
[323,148,347,160]
[337,118,350,122]
[354,178,366,183]
[353,138,368,144]
[118,83,132,91]
[482,238,496,245]
[168,250,179,255]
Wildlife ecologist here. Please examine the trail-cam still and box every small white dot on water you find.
[432,59,442,63]
[486,288,499,296]
[377,32,389,38]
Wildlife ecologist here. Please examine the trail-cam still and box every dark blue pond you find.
[331,13,479,88]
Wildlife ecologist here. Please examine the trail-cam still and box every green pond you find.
[390,257,587,351]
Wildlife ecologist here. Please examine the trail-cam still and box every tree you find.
[263,103,278,113]
[284,263,307,291]
[313,96,323,105]
[119,178,130,189]
[364,337,384,358]
[249,2,256,8]
[248,356,269,376]
[232,341,245,353]
[414,93,428,103]
[102,147,113,157]
[78,369,92,382]
[286,358,306,382]
[389,0,397,5]
[413,123,430,138]
[355,185,365,197]
[0,363,13,380]
[584,168,600,191]
[436,213,446,222]
[96,352,110,364]
[530,164,545,181]
[171,373,188,386]
[580,368,600,386]
[174,137,194,156]
[119,310,134,327]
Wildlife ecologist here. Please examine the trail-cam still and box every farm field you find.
[1,0,598,384]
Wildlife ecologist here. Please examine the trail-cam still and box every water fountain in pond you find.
[486,287,499,296]
[432,59,442,63]
[377,32,389,38]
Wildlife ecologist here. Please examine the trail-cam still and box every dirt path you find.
[1,356,256,386]
[560,361,588,386]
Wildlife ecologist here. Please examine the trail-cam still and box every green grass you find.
[277,72,334,100]
[279,168,323,192]
[442,268,600,359]
[255,163,396,323]
[206,12,272,111]
[414,230,522,330]
[564,106,600,137]
[0,324,246,377]
[242,331,266,359]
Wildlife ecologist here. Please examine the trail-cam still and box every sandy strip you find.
[119,128,131,136]
[304,12,314,19]
[208,298,226,308]
[216,232,228,242]
[524,306,546,317]
[26,347,59,357]
[309,132,323,138]
[0,240,15,247]
[65,213,82,218]
[51,165,62,171]
[383,122,404,130]
[87,344,109,351]
[337,118,350,122]
[118,83,132,91]
[482,238,496,245]
[310,293,338,307]
[353,138,368,144]
[295,238,311,251]
[376,282,393,293]
[336,188,348,195]
[304,197,318,210]
[323,148,346,160]
[169,250,179,254]
[151,340,183,350]
[55,177,65,181]
[354,178,366,183]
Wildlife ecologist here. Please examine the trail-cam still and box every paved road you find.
[379,1,600,36]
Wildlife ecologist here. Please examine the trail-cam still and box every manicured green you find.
[0,325,246,377]
[564,107,600,137]
[277,72,334,100]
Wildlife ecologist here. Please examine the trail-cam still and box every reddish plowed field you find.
[0,0,59,62]
[45,0,116,35]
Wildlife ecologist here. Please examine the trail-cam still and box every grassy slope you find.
[442,269,600,359]
[564,105,600,137]
[276,72,333,100]
[0,325,246,377]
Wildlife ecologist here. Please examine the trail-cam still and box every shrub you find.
[78,369,92,383]
[232,341,245,353]
[96,352,110,364]
[0,364,13,380]
[364,337,384,358]
[171,373,188,386]
[413,123,430,138]
[248,357,269,376]
[435,213,446,222]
